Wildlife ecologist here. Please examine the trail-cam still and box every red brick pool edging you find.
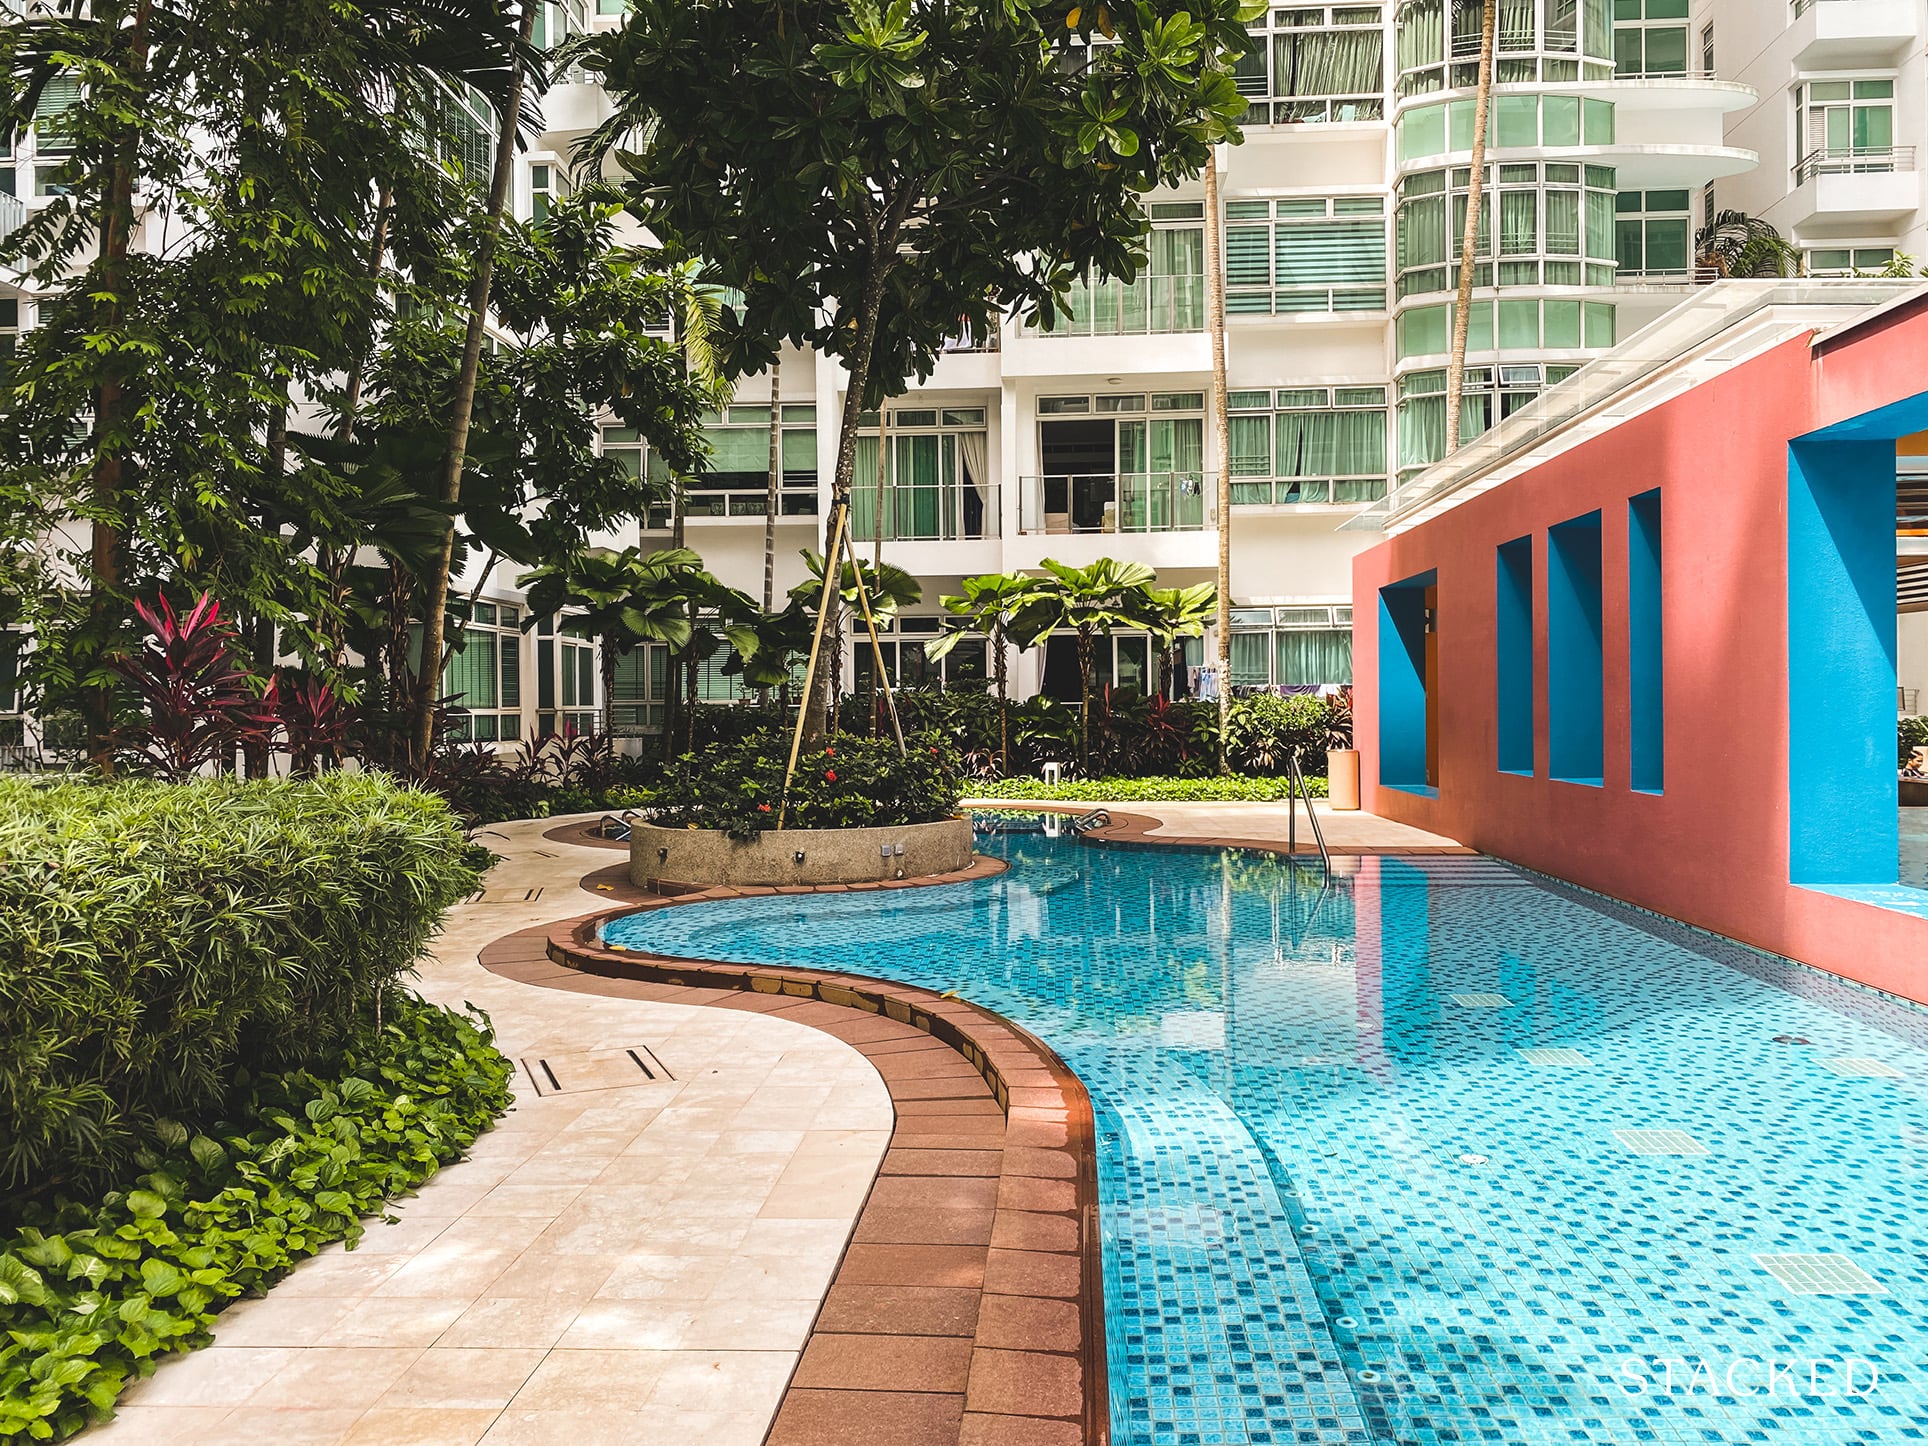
[480,862,1108,1446]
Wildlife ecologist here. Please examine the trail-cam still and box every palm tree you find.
[410,0,543,769]
[1009,558,1157,768]
[1696,210,1801,278]
[519,546,699,740]
[1138,581,1219,702]
[1203,140,1233,774]
[1443,0,1497,455]
[926,572,1037,769]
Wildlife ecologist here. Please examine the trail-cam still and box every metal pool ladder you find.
[1285,753,1331,872]
[1067,808,1111,835]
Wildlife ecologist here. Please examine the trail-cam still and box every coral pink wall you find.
[1354,310,1928,1003]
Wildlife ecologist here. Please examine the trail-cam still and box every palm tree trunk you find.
[1076,630,1095,770]
[601,643,618,740]
[763,359,781,612]
[408,0,537,770]
[995,623,1010,770]
[1203,146,1232,775]
[1444,0,1497,455]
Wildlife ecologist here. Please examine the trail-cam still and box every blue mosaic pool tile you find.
[603,837,1928,1445]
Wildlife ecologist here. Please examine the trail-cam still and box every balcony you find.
[1020,275,1203,338]
[1791,0,1919,68]
[1788,146,1921,226]
[1231,475,1386,508]
[858,482,1000,543]
[1018,472,1215,535]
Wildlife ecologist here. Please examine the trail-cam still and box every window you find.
[1225,196,1387,314]
[1699,23,1713,77]
[1236,6,1385,124]
[536,615,596,736]
[609,647,668,735]
[1397,362,1586,479]
[434,82,498,185]
[1547,511,1604,785]
[852,407,994,542]
[1397,94,1614,164]
[1227,606,1354,688]
[1229,387,1388,505]
[530,161,562,222]
[0,296,18,371]
[1397,296,1616,360]
[851,618,991,695]
[533,0,586,50]
[1806,246,1899,276]
[1043,222,1204,335]
[619,405,820,529]
[444,602,524,742]
[1396,0,1613,98]
[597,0,628,12]
[1496,537,1534,775]
[1798,79,1895,168]
[1613,0,1688,78]
[1396,160,1618,298]
[1614,190,1692,277]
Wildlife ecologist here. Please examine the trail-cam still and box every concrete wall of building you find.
[1351,302,1928,1003]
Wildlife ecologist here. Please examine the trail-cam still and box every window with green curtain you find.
[1150,228,1203,330]
[1230,414,1272,476]
[1544,298,1582,347]
[1229,631,1271,687]
[1584,302,1615,347]
[1274,27,1382,98]
[1398,396,1445,469]
[1498,299,1540,348]
[1498,189,1537,254]
[781,428,815,479]
[851,433,881,538]
[1275,409,1385,478]
[1398,0,1445,71]
[1277,629,1353,685]
[1225,224,1272,310]
[1400,193,1449,270]
[1545,190,1581,253]
[1399,105,1446,162]
[1399,304,1449,357]
[1585,190,1616,259]
[447,632,499,711]
[1276,219,1387,294]
[1497,0,1535,49]
[1543,95,1581,146]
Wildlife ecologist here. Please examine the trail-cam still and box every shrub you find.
[1221,693,1335,776]
[644,729,963,837]
[0,993,511,1441]
[0,774,487,1189]
[965,774,1326,802]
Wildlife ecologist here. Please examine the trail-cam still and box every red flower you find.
[825,745,835,755]
[757,803,771,812]
[825,769,837,782]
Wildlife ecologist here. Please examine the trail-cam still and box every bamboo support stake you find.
[778,498,850,829]
[842,520,907,755]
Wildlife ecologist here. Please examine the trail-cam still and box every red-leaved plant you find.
[112,594,281,779]
[276,671,355,776]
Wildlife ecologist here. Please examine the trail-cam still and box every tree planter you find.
[1326,748,1361,811]
[631,816,975,891]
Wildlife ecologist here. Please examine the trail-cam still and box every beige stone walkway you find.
[92,818,892,1446]
[963,797,1465,851]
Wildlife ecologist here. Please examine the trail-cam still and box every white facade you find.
[1705,0,1927,271]
[15,3,1918,748]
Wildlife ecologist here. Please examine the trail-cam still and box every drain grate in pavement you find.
[521,1044,675,1096]
[466,886,545,904]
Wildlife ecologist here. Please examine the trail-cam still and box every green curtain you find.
[851,434,881,538]
[1151,228,1203,330]
[1400,193,1448,270]
[446,632,498,711]
[1585,190,1617,260]
[1230,414,1271,502]
[1499,190,1537,254]
[1397,0,1444,71]
[1229,632,1271,687]
[1275,28,1382,98]
[895,433,942,539]
[1276,629,1353,685]
[1275,410,1386,479]
[1545,190,1581,254]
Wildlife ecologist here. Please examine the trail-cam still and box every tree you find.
[1695,210,1801,279]
[409,0,542,767]
[571,0,1258,743]
[521,546,683,738]
[926,572,1036,771]
[1138,581,1218,702]
[1203,144,1234,773]
[1009,558,1156,767]
[0,0,528,766]
[1443,0,1496,456]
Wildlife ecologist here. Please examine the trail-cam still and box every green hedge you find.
[965,774,1327,803]
[0,994,512,1441]
[0,775,488,1190]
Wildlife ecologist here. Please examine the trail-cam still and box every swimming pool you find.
[601,830,1928,1445]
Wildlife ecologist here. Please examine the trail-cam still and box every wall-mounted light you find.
[657,847,669,862]
[794,850,806,864]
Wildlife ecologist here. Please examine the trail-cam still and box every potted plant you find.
[1325,688,1359,812]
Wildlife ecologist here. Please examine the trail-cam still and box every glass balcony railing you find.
[1794,145,1918,183]
[1018,473,1216,534]
[854,482,1000,542]
[1024,274,1205,337]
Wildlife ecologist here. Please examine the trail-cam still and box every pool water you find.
[601,833,1928,1445]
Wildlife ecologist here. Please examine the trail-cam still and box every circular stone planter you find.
[631,816,975,891]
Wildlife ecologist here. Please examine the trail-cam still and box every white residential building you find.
[9,1,1926,748]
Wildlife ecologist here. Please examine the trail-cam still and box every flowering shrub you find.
[645,730,963,837]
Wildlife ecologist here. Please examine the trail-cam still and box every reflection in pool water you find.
[602,832,1928,1445]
